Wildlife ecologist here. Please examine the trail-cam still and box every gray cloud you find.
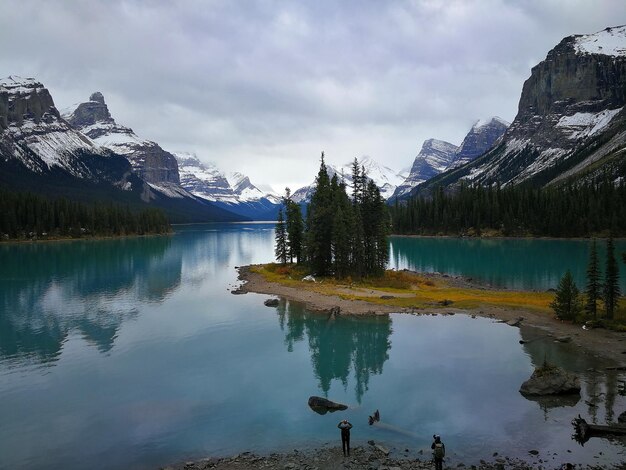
[1,0,625,190]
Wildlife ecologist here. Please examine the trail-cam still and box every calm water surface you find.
[0,225,625,469]
[390,236,626,291]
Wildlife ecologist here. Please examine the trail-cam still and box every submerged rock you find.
[520,363,580,396]
[264,298,279,307]
[308,396,348,414]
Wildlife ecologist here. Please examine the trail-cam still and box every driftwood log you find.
[572,415,626,444]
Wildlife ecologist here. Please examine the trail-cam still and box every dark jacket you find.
[338,421,352,436]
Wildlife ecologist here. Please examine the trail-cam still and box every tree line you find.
[275,155,389,278]
[0,189,171,240]
[551,237,623,323]
[390,181,626,237]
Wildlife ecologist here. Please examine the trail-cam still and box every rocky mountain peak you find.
[66,92,114,130]
[89,91,106,104]
[0,75,58,128]
[421,138,458,154]
[387,139,458,201]
[472,116,510,130]
[447,117,509,169]
[0,76,111,177]
[413,25,626,194]
[64,94,180,185]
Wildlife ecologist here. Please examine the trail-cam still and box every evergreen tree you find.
[283,188,304,264]
[0,189,169,240]
[306,153,334,275]
[585,239,601,318]
[274,207,288,264]
[350,204,364,278]
[603,236,621,320]
[351,157,363,205]
[550,270,582,321]
[389,180,626,237]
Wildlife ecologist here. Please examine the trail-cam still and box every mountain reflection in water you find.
[0,237,176,363]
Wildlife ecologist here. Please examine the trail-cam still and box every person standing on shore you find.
[431,434,445,470]
[337,419,353,457]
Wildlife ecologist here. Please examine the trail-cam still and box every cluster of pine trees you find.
[275,155,389,278]
[551,238,623,322]
[0,189,171,240]
[391,181,626,237]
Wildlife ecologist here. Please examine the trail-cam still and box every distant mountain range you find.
[175,152,281,219]
[390,117,510,201]
[2,25,623,222]
[0,78,243,222]
[291,156,408,203]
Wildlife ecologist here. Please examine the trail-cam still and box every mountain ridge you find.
[390,116,509,201]
[409,25,626,197]
[0,76,245,223]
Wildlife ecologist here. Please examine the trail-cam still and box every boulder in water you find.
[308,396,348,415]
[264,298,279,307]
[520,363,580,396]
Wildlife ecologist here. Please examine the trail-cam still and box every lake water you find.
[1,225,625,469]
[390,236,626,291]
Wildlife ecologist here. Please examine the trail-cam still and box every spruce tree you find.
[350,204,364,278]
[283,188,304,264]
[550,270,582,321]
[351,157,363,205]
[286,200,304,264]
[585,239,601,318]
[274,208,288,264]
[603,236,621,320]
[306,153,333,275]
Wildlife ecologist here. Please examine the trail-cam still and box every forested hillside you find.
[0,189,170,240]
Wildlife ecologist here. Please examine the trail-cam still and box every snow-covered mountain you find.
[0,76,110,178]
[391,139,459,200]
[64,92,182,192]
[291,156,407,203]
[175,152,281,219]
[447,117,510,169]
[0,77,244,223]
[414,25,626,196]
[390,117,509,201]
[63,94,283,219]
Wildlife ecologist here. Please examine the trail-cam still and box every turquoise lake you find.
[1,225,625,469]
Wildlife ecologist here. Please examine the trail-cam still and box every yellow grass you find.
[251,264,554,313]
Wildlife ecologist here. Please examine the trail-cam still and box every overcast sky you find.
[2,0,625,191]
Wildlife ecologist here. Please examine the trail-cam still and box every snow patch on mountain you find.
[0,75,40,94]
[556,108,623,140]
[574,25,626,57]
[474,116,510,129]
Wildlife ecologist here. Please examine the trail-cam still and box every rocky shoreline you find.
[167,444,551,470]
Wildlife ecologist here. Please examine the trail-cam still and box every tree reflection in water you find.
[276,298,392,403]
